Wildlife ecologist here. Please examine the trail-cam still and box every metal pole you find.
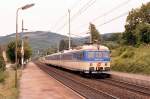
[89,23,92,43]
[15,8,20,88]
[15,4,34,87]
[68,9,71,49]
[21,20,24,69]
[57,42,59,52]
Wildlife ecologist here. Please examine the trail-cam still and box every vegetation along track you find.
[35,61,150,99]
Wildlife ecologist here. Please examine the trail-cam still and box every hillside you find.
[0,31,115,50]
[0,31,118,57]
[0,31,67,47]
[0,31,90,54]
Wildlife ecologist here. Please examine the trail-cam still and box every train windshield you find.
[84,51,110,61]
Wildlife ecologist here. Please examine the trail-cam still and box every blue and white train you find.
[41,44,111,74]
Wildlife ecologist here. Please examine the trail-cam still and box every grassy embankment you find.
[111,45,150,75]
[0,68,21,99]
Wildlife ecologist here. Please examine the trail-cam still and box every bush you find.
[0,54,5,71]
[6,40,32,65]
[111,45,150,75]
[0,72,5,82]
[120,48,134,58]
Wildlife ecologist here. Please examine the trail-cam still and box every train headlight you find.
[90,63,93,66]
[97,62,101,67]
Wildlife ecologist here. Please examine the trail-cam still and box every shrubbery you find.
[0,71,5,82]
[111,45,150,75]
[0,47,6,82]
[0,54,5,71]
[111,2,150,75]
[0,46,5,71]
[6,40,32,65]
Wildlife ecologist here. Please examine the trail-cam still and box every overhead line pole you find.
[68,9,71,49]
[89,23,92,43]
[21,20,27,69]
[15,8,19,88]
[21,20,24,69]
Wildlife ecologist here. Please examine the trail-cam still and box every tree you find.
[89,23,101,43]
[59,39,68,51]
[135,23,150,44]
[122,31,137,45]
[45,47,57,55]
[59,39,77,51]
[123,2,150,45]
[6,40,32,65]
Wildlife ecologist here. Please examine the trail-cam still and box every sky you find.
[0,0,149,37]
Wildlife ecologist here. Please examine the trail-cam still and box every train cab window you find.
[87,51,95,59]
[95,51,103,58]
[102,51,109,58]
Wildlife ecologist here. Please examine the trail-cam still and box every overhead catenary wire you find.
[51,13,68,31]
[70,0,83,10]
[53,0,83,32]
[55,0,97,32]
[55,0,132,38]
[97,11,129,27]
[92,0,131,22]
[70,33,84,38]
[72,0,131,31]
[71,0,97,21]
[75,11,129,36]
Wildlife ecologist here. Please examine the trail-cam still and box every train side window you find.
[73,53,77,60]
[73,51,83,60]
[79,52,83,60]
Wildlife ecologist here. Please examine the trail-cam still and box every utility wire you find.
[56,0,96,32]
[70,33,84,38]
[72,0,131,31]
[97,11,129,27]
[71,0,96,21]
[92,0,131,22]
[76,11,129,36]
[56,0,130,36]
[52,13,68,31]
[53,0,82,32]
[70,0,83,10]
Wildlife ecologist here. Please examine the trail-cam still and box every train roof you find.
[45,44,109,57]
[61,44,109,53]
[76,44,109,51]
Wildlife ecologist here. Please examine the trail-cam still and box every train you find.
[41,44,111,74]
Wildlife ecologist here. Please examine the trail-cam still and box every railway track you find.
[36,62,117,99]
[35,61,150,99]
[99,78,150,96]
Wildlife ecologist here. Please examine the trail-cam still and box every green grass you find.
[0,69,21,99]
[0,71,5,83]
[111,45,150,75]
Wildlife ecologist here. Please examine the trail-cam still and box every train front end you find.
[83,50,111,74]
